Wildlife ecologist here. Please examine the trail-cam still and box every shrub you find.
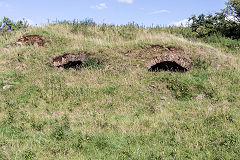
[189,13,240,39]
[70,19,96,35]
[118,22,138,40]
[189,0,240,39]
[0,17,28,33]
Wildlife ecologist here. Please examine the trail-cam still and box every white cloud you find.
[226,15,239,23]
[117,0,134,4]
[0,1,9,7]
[90,3,107,10]
[149,10,169,15]
[172,19,192,27]
[24,18,35,26]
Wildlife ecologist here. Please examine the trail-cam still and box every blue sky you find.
[0,0,227,26]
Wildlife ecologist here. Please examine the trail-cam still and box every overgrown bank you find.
[0,20,240,159]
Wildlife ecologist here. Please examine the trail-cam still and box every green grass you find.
[0,23,239,159]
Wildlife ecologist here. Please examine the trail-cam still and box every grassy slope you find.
[0,24,240,159]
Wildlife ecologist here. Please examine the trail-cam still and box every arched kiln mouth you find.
[147,53,193,72]
[52,52,88,69]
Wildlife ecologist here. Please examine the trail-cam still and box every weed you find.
[158,72,215,100]
[82,57,104,69]
[22,149,36,160]
[30,118,46,131]
[72,131,85,151]
[51,125,65,141]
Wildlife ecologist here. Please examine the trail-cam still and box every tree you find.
[225,0,240,22]
[0,17,28,32]
[189,0,240,39]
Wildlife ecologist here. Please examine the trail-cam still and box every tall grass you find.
[0,21,239,159]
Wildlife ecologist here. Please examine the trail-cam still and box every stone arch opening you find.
[149,61,188,72]
[147,53,193,72]
[52,52,87,70]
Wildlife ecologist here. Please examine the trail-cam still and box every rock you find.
[160,96,168,101]
[189,38,196,43]
[6,45,11,48]
[15,66,23,70]
[156,101,171,110]
[3,85,13,90]
[216,64,221,69]
[107,99,112,103]
[208,107,213,111]
[156,105,162,110]
[196,94,205,100]
[2,48,9,53]
[123,57,129,61]
[150,85,156,89]
[3,80,8,84]
[58,67,64,72]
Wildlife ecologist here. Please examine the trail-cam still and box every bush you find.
[189,0,240,39]
[0,17,28,33]
[189,13,240,39]
[70,19,96,35]
[225,0,240,21]
[118,22,138,40]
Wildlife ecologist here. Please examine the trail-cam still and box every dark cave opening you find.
[62,61,83,70]
[148,61,188,72]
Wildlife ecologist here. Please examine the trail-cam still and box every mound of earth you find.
[17,35,45,46]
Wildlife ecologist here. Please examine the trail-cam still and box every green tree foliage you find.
[225,0,240,21]
[189,0,240,39]
[0,17,28,32]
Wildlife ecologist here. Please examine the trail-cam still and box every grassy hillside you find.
[0,23,240,159]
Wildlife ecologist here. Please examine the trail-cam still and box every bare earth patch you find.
[17,35,45,46]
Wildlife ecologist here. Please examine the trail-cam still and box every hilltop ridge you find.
[0,23,239,159]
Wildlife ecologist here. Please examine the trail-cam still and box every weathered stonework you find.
[52,53,88,68]
[17,35,45,46]
[147,53,193,72]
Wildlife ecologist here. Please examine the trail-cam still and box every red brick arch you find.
[147,53,193,72]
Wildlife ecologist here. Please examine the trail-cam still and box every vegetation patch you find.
[81,57,105,69]
[0,9,240,158]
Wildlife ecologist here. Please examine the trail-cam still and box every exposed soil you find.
[166,46,184,52]
[142,44,184,53]
[17,35,45,47]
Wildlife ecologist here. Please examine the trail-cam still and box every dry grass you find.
[0,23,239,159]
